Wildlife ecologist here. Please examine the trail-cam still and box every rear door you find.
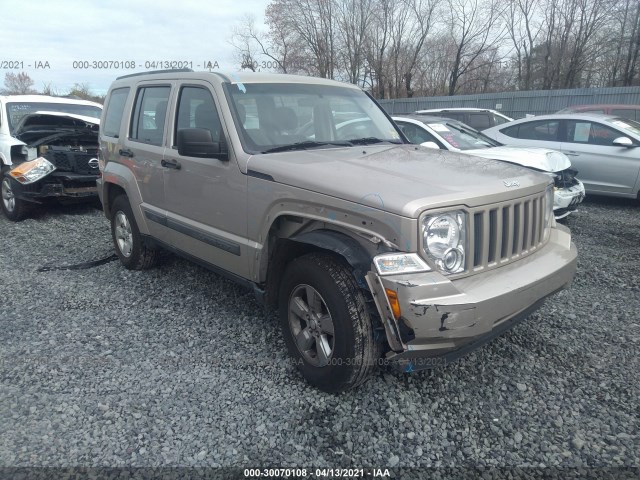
[121,83,173,237]
[162,82,250,278]
[560,119,640,195]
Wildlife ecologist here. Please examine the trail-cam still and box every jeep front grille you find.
[469,192,546,272]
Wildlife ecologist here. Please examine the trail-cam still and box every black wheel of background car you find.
[279,252,380,393]
[1,169,30,221]
[110,195,158,270]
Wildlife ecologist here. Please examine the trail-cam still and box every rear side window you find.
[467,113,490,129]
[492,113,509,125]
[501,120,560,141]
[130,86,171,145]
[102,88,129,138]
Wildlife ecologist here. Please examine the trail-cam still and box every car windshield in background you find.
[5,102,102,133]
[226,82,402,154]
[609,117,640,137]
[431,121,500,150]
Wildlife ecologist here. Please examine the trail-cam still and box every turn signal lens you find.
[385,288,401,319]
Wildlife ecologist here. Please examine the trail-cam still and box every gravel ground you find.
[0,197,638,475]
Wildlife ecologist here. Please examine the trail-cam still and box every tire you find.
[1,169,30,221]
[279,252,380,393]
[110,195,158,270]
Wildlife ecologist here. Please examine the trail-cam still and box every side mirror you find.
[177,128,229,160]
[612,136,635,148]
[420,141,440,149]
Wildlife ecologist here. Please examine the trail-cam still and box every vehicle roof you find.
[0,94,102,108]
[111,70,360,90]
[497,112,623,123]
[415,107,502,113]
[394,114,465,124]
[561,104,640,110]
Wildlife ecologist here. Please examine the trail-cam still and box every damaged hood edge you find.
[464,146,571,173]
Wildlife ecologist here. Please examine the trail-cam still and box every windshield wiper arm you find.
[345,137,402,145]
[261,140,352,154]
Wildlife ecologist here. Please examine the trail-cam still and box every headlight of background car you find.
[422,210,467,274]
[543,183,554,241]
[9,157,56,184]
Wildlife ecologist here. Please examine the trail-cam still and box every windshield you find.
[225,82,403,154]
[5,102,102,133]
[429,121,501,150]
[610,117,640,137]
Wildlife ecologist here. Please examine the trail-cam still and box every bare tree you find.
[445,0,507,95]
[230,14,290,72]
[2,72,37,95]
[503,0,541,89]
[335,0,374,85]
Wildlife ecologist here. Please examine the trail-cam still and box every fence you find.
[377,86,640,119]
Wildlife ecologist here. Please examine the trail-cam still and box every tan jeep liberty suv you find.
[98,70,577,392]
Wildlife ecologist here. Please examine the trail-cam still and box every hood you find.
[246,145,550,218]
[13,112,100,146]
[464,146,571,173]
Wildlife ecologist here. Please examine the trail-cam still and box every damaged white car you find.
[394,115,585,219]
[0,95,102,221]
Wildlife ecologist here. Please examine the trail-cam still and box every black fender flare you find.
[289,229,374,288]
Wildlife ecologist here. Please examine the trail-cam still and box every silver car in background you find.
[394,115,585,219]
[482,113,640,200]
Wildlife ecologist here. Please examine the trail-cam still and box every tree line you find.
[230,0,640,98]
[1,72,105,103]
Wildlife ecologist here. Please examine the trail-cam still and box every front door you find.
[162,83,250,279]
[560,119,640,195]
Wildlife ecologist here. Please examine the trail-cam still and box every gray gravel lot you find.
[0,197,638,473]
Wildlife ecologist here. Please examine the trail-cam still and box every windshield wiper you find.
[345,137,402,145]
[261,140,352,154]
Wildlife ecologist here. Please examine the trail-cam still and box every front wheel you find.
[110,195,158,270]
[279,252,380,393]
[1,171,30,221]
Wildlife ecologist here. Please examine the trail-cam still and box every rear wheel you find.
[279,252,380,392]
[1,170,30,221]
[110,195,158,270]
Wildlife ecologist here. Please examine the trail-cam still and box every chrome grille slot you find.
[469,192,547,274]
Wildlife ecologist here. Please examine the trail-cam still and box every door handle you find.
[119,149,134,158]
[161,158,181,170]
[565,151,579,156]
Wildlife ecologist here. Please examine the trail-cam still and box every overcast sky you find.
[2,0,270,96]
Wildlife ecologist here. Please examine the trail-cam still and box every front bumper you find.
[553,180,585,219]
[11,171,98,202]
[366,225,577,372]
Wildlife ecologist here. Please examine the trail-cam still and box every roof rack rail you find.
[116,68,194,80]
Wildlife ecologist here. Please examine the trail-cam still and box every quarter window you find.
[103,88,129,138]
[130,86,171,145]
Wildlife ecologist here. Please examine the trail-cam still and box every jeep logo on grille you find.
[504,180,520,188]
[88,158,99,169]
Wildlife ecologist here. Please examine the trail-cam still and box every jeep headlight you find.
[543,183,554,241]
[422,211,467,274]
[9,157,56,184]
